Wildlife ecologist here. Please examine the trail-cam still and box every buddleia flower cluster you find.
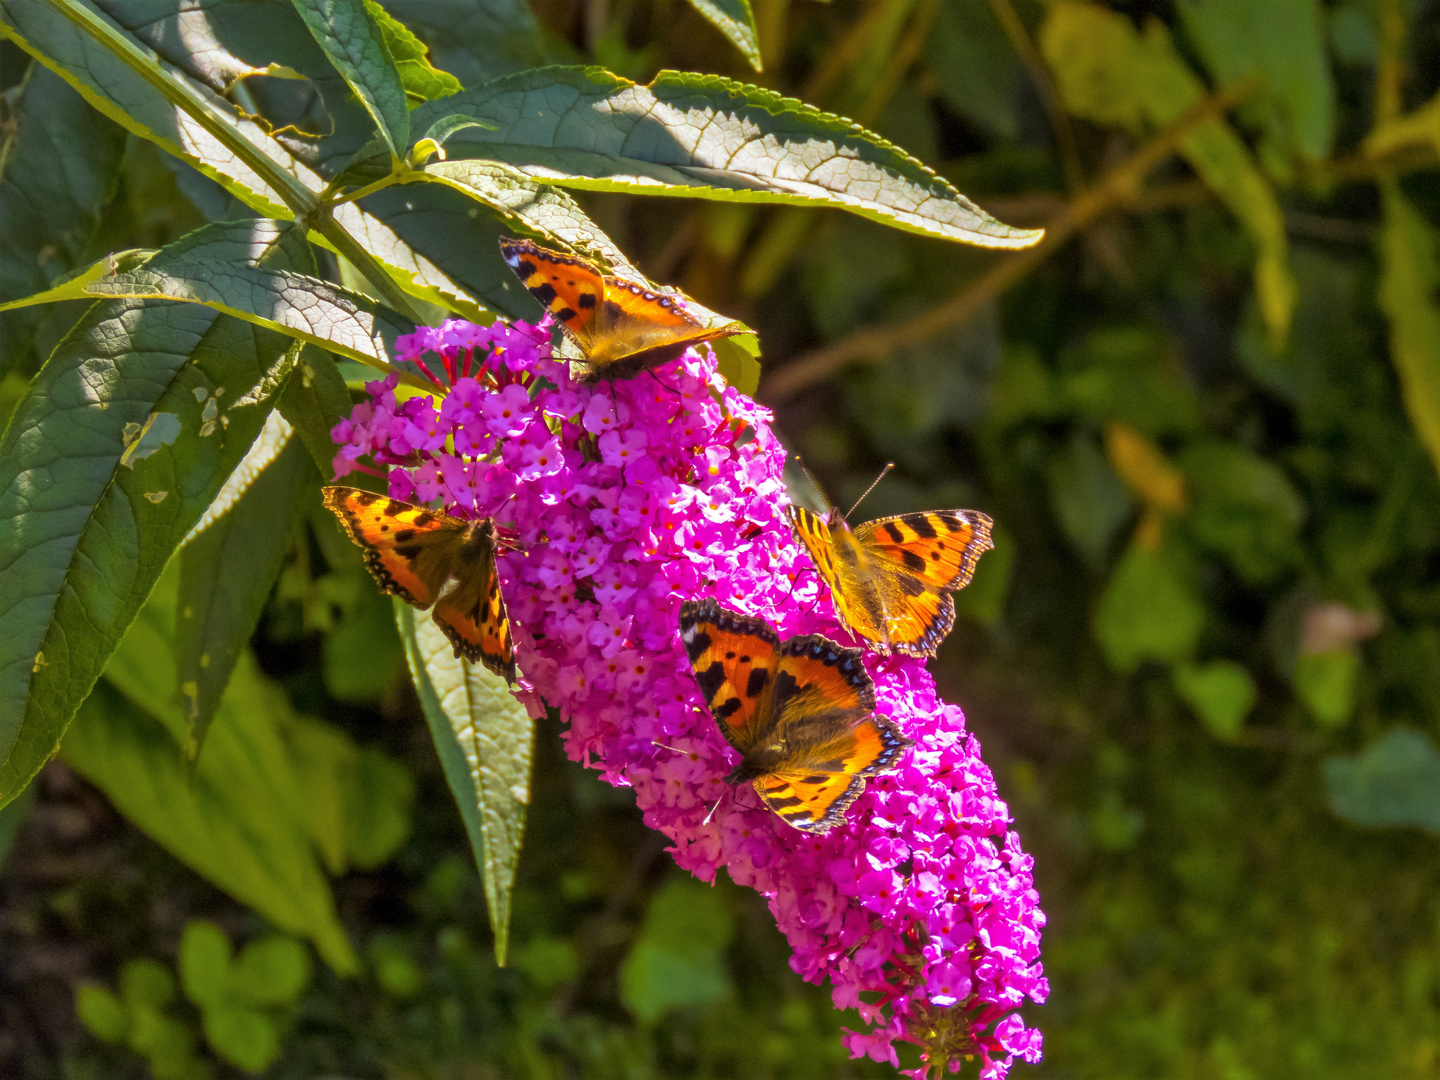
[331,316,1048,1077]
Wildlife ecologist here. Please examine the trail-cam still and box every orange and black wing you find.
[851,510,994,657]
[322,486,516,681]
[679,598,781,754]
[321,485,465,606]
[785,505,889,646]
[854,511,994,592]
[430,523,516,683]
[500,236,743,374]
[754,715,913,834]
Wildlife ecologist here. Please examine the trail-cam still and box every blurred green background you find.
[5,0,1440,1077]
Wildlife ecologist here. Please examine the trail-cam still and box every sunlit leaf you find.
[425,67,1044,248]
[684,0,762,72]
[291,0,409,157]
[396,602,533,965]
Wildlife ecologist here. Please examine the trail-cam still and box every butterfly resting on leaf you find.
[679,599,913,834]
[786,475,993,658]
[499,237,746,382]
[322,486,517,683]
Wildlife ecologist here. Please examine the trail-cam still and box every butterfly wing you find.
[322,486,517,681]
[850,510,994,657]
[322,486,465,606]
[754,714,913,833]
[785,506,891,646]
[429,520,517,683]
[500,237,743,376]
[679,598,782,754]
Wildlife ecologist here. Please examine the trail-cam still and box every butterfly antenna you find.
[846,462,895,520]
[702,788,729,826]
[651,740,695,757]
[793,454,827,507]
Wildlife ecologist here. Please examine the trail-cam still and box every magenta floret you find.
[332,318,1048,1075]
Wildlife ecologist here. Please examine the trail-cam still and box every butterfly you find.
[321,486,516,683]
[499,237,745,381]
[787,504,993,658]
[678,598,913,834]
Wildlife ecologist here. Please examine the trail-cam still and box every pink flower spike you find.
[329,317,1046,1077]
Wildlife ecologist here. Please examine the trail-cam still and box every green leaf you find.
[1180,441,1304,585]
[378,0,547,90]
[1324,728,1440,833]
[396,602,533,966]
[421,67,1043,248]
[923,0,1022,141]
[363,0,461,105]
[1094,542,1204,672]
[0,777,34,871]
[0,220,421,382]
[0,0,480,316]
[0,65,125,376]
[177,429,315,752]
[1047,431,1134,566]
[278,347,354,475]
[1378,183,1440,487]
[619,876,734,1022]
[1295,649,1359,728]
[230,934,312,1006]
[685,0,762,72]
[75,984,128,1043]
[120,958,176,1009]
[1172,660,1256,740]
[202,1002,281,1073]
[291,0,410,157]
[1177,0,1334,162]
[178,920,234,1011]
[69,571,357,972]
[0,291,298,805]
[345,745,416,869]
[1041,1,1296,345]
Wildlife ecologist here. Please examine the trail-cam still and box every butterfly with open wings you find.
[322,486,516,683]
[678,598,913,834]
[499,237,745,382]
[787,495,993,659]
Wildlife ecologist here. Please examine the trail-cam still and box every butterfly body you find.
[787,505,994,658]
[322,486,516,682]
[499,237,744,381]
[678,599,913,833]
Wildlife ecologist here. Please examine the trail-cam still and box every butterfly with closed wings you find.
[499,237,745,382]
[678,598,913,834]
[786,468,993,658]
[322,486,516,683]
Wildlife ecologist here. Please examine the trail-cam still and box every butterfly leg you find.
[643,366,682,398]
[781,564,814,605]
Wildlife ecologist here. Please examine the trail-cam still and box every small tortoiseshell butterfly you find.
[499,237,745,381]
[787,502,993,658]
[678,599,913,833]
[322,486,516,682]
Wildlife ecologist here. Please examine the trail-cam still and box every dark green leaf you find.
[396,603,532,965]
[177,430,316,753]
[0,65,125,376]
[1047,430,1133,566]
[424,68,1043,247]
[0,300,295,805]
[290,0,409,157]
[684,0,761,72]
[0,0,481,315]
[924,0,1023,141]
[1324,728,1440,832]
[0,775,35,871]
[278,347,354,475]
